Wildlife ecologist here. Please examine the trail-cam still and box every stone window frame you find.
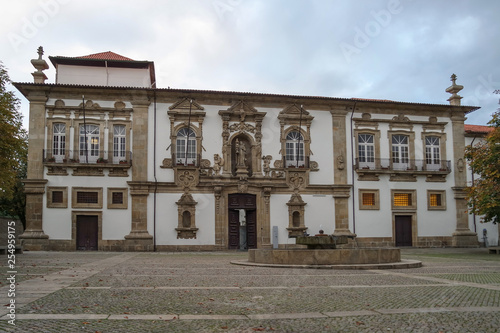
[72,187,103,209]
[387,130,416,169]
[427,190,446,211]
[172,125,201,166]
[167,98,206,168]
[358,189,380,210]
[354,129,381,168]
[421,131,448,170]
[47,186,68,208]
[391,189,417,211]
[107,187,128,209]
[46,119,71,161]
[281,126,311,168]
[278,104,314,169]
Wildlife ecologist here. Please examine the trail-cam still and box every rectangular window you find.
[107,188,128,209]
[77,192,99,204]
[362,193,375,206]
[394,193,411,206]
[112,192,123,205]
[359,189,380,210]
[52,191,63,203]
[47,187,68,208]
[429,194,441,207]
[428,190,446,210]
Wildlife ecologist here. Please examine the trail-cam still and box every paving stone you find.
[0,248,498,332]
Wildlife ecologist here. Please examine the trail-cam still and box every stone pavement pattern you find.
[0,248,499,332]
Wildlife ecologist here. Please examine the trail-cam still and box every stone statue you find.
[213,154,224,175]
[262,155,272,177]
[235,139,246,167]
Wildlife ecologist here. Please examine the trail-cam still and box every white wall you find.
[57,64,151,88]
[43,171,131,240]
[309,111,334,185]
[152,193,215,245]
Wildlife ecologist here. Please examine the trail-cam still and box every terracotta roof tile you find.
[77,51,134,61]
[464,124,494,134]
[351,97,393,102]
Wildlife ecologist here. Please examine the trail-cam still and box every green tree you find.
[465,110,500,224]
[0,62,27,227]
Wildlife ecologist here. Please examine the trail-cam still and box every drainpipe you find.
[470,136,477,234]
[153,89,158,251]
[350,102,357,234]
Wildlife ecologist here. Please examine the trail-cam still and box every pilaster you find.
[451,112,477,246]
[125,97,154,254]
[332,186,356,237]
[20,179,49,250]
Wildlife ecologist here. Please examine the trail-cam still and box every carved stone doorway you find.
[231,135,252,176]
[228,194,257,249]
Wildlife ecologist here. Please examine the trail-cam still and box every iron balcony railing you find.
[282,156,310,169]
[43,149,132,165]
[171,153,201,167]
[355,158,451,172]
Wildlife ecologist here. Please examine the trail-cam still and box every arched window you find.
[285,131,304,167]
[176,128,197,166]
[79,124,100,163]
[53,123,66,162]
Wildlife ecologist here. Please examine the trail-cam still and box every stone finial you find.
[31,46,49,84]
[445,73,464,106]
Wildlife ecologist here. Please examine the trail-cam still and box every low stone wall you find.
[248,248,401,265]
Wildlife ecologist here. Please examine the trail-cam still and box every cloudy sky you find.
[1,0,499,128]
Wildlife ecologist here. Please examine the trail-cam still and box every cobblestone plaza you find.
[1,248,499,332]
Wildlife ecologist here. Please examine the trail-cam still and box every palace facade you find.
[14,48,498,251]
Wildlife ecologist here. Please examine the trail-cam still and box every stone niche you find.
[286,193,307,237]
[175,192,199,239]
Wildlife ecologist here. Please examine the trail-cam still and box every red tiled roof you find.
[464,124,494,134]
[77,51,134,61]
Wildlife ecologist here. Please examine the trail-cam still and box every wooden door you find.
[76,215,98,251]
[395,215,412,247]
[246,209,257,249]
[228,209,240,249]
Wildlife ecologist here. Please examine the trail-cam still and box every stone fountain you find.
[236,231,421,269]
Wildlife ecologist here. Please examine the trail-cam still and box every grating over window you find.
[362,193,375,206]
[430,193,442,207]
[52,191,63,203]
[394,193,411,206]
[76,191,98,204]
[112,192,123,205]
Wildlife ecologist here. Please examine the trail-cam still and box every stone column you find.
[214,186,225,249]
[124,99,153,251]
[260,187,272,249]
[20,93,49,250]
[331,110,355,237]
[451,113,477,247]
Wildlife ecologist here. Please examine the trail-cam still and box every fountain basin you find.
[248,248,401,265]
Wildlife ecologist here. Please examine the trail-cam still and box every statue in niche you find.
[262,155,272,177]
[213,154,224,175]
[235,139,247,167]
